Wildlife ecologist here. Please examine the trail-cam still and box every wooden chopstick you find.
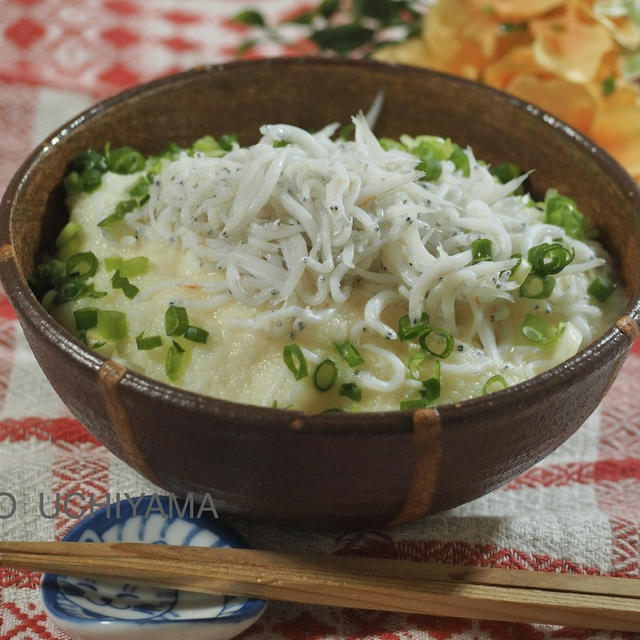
[1,541,639,631]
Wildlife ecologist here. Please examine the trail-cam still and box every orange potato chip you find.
[590,101,640,177]
[373,39,431,67]
[483,46,550,89]
[583,73,640,106]
[594,48,620,81]
[603,82,640,107]
[506,74,597,132]
[591,3,640,49]
[474,0,566,21]
[372,38,480,79]
[531,4,614,83]
[424,0,499,63]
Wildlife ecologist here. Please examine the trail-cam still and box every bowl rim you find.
[1,56,639,433]
[39,495,267,627]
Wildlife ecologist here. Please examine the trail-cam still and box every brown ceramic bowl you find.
[1,58,639,529]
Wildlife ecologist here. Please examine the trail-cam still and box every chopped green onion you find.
[272,140,289,148]
[79,169,103,192]
[56,236,82,263]
[400,398,429,410]
[218,134,237,152]
[402,133,456,182]
[107,255,148,278]
[161,142,182,159]
[471,238,492,264]
[128,176,150,199]
[403,135,452,162]
[419,360,441,404]
[98,199,138,228]
[191,135,227,158]
[136,332,162,350]
[105,145,145,174]
[28,260,66,300]
[105,257,124,271]
[521,313,548,343]
[339,382,361,402]
[509,254,531,285]
[552,321,582,362]
[416,156,442,182]
[588,276,616,302]
[165,305,189,336]
[313,359,338,391]
[41,289,57,310]
[509,253,522,275]
[85,283,108,298]
[421,377,441,403]
[87,336,106,349]
[64,150,108,194]
[490,162,520,184]
[545,194,584,238]
[407,350,426,379]
[111,271,139,299]
[335,340,364,367]
[482,374,508,395]
[73,307,98,331]
[66,252,98,280]
[338,122,355,140]
[450,143,470,177]
[118,256,148,278]
[191,135,213,150]
[528,242,574,275]
[63,171,84,195]
[192,134,218,152]
[71,149,108,174]
[519,273,554,299]
[521,313,559,348]
[283,344,308,380]
[55,221,81,249]
[398,313,430,341]
[379,138,406,151]
[165,340,187,381]
[53,278,87,304]
[184,325,209,344]
[96,310,127,339]
[418,328,454,358]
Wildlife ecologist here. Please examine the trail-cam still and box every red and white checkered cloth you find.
[1,2,640,638]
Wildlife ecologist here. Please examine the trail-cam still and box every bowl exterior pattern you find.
[1,59,639,529]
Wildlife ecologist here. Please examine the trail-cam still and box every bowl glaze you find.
[1,58,639,529]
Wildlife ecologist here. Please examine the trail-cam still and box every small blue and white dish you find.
[40,495,267,640]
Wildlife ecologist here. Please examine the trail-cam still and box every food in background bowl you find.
[29,115,625,412]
